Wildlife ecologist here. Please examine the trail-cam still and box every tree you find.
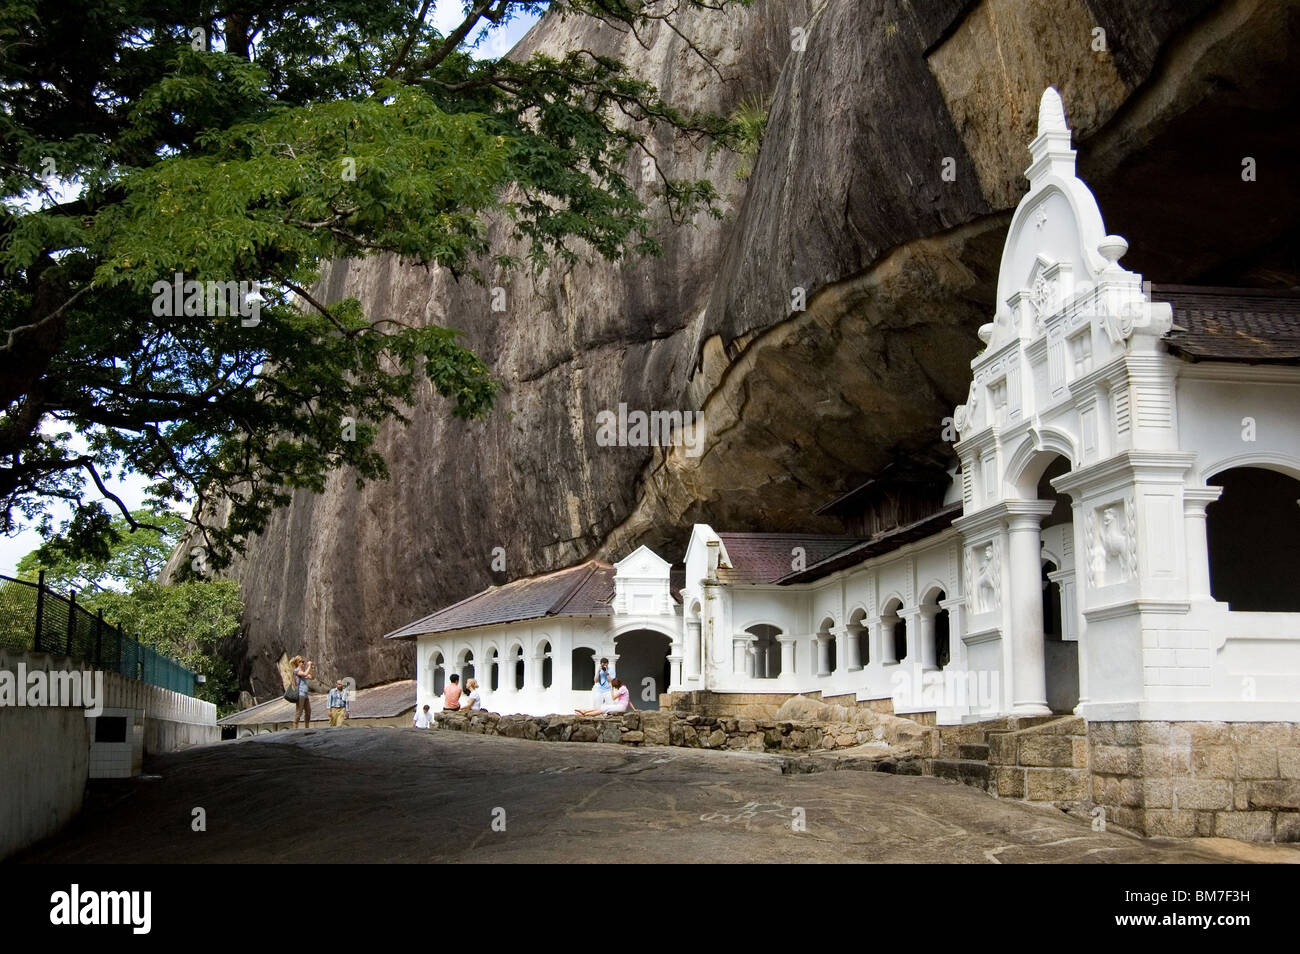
[16,505,245,708]
[0,0,748,569]
[83,579,244,710]
[16,506,185,592]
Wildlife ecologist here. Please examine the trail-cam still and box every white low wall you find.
[0,649,218,860]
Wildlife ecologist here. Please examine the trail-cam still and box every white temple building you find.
[388,89,1300,732]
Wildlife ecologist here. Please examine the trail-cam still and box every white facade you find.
[414,88,1300,727]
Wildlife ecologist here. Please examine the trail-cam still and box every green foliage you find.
[83,580,244,710]
[0,0,750,568]
[730,95,769,181]
[17,507,186,593]
[17,506,244,709]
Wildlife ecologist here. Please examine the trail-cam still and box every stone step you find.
[957,743,990,760]
[929,758,991,791]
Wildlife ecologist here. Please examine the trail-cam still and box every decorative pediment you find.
[613,545,673,617]
[615,544,671,579]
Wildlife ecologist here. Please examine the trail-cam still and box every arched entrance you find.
[746,624,781,678]
[613,629,672,710]
[570,648,596,691]
[1035,455,1079,713]
[1207,466,1300,611]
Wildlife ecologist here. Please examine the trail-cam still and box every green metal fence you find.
[0,572,197,696]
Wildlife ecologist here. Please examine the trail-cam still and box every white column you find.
[732,635,751,675]
[815,635,832,677]
[666,654,683,691]
[685,620,702,680]
[777,634,798,682]
[832,626,847,674]
[878,617,897,665]
[917,606,938,670]
[1007,503,1055,715]
[846,625,862,671]
[1184,487,1222,601]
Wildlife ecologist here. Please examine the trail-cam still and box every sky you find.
[0,4,545,578]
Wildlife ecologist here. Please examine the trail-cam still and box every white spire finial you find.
[1037,87,1067,136]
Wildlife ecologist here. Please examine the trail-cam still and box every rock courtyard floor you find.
[19,727,1300,864]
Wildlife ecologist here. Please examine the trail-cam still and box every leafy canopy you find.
[17,504,244,708]
[0,0,749,568]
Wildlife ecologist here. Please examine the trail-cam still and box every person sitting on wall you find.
[575,677,633,717]
[442,673,463,711]
[460,678,482,711]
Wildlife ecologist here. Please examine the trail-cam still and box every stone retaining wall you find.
[661,689,895,722]
[988,717,1089,803]
[1089,721,1300,842]
[435,707,930,752]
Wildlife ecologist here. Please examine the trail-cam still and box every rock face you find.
[204,0,1300,697]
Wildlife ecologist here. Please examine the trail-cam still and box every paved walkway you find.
[19,728,1300,863]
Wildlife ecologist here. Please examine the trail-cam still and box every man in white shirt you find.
[413,704,433,728]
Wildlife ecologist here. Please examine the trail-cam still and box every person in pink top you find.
[575,677,633,716]
[442,673,463,710]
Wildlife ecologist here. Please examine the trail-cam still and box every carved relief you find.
[971,542,1001,613]
[1088,497,1137,587]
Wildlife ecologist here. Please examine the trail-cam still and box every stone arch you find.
[537,640,553,689]
[920,587,950,670]
[1197,452,1300,487]
[744,623,782,679]
[455,647,475,685]
[612,626,673,709]
[507,642,525,690]
[880,596,906,664]
[570,645,598,691]
[1006,433,1077,499]
[1207,466,1300,611]
[816,616,837,676]
[428,649,446,696]
[485,645,500,692]
[847,606,869,669]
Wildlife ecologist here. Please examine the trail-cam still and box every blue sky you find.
[0,5,545,577]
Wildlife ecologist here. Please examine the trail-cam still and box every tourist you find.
[291,655,315,728]
[442,672,462,710]
[461,678,482,711]
[592,657,614,707]
[575,677,632,717]
[327,679,350,726]
[414,704,433,728]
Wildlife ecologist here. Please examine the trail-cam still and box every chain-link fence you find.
[0,572,197,696]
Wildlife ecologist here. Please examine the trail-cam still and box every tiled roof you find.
[383,561,615,640]
[1153,285,1300,364]
[218,679,416,726]
[775,503,963,585]
[716,533,865,584]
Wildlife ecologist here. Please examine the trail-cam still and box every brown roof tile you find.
[1153,285,1300,364]
[218,680,416,726]
[716,533,865,584]
[775,503,963,584]
[383,561,615,640]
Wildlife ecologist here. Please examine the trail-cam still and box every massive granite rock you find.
[195,0,1300,697]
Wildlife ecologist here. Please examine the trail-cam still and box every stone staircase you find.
[927,714,1089,807]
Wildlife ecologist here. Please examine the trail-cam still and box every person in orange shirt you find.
[442,673,463,710]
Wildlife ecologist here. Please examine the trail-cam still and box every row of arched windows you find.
[740,592,952,677]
